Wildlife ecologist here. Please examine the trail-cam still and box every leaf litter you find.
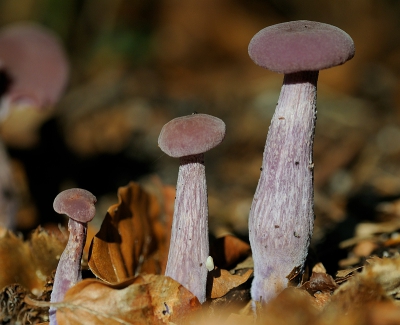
[4,180,400,324]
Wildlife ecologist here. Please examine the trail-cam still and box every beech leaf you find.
[210,235,251,270]
[55,274,201,325]
[208,268,253,299]
[88,182,174,283]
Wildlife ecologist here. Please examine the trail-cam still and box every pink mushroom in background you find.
[158,113,226,303]
[0,22,69,118]
[247,21,354,305]
[0,22,69,229]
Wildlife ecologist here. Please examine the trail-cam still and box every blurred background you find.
[1,0,400,273]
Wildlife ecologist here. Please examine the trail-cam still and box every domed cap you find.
[53,188,96,223]
[158,113,226,158]
[0,22,69,110]
[248,20,355,74]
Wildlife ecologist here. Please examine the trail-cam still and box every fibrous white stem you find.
[165,154,209,303]
[49,220,87,324]
[249,71,318,304]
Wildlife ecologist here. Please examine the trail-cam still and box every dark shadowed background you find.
[1,0,400,274]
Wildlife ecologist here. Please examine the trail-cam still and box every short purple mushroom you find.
[248,21,354,304]
[49,188,96,325]
[158,113,225,303]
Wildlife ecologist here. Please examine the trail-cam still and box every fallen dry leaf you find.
[0,227,66,295]
[231,256,253,272]
[302,272,338,296]
[331,256,400,312]
[335,266,363,284]
[207,268,252,299]
[88,182,173,283]
[311,262,327,273]
[301,271,337,310]
[209,235,251,270]
[55,274,201,325]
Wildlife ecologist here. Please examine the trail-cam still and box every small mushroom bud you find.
[206,256,214,272]
[158,113,225,303]
[49,188,96,325]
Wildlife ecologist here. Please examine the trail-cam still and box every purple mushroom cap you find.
[0,22,69,110]
[53,188,96,223]
[158,114,226,158]
[248,20,355,74]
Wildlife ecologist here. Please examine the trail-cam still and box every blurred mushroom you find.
[158,113,225,303]
[0,22,69,117]
[49,188,96,325]
[247,21,354,304]
[0,22,69,229]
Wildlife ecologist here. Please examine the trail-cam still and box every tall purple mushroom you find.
[158,113,225,303]
[248,21,354,304]
[49,188,96,325]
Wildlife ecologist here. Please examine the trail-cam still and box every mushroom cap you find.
[248,20,355,74]
[0,22,69,110]
[53,188,96,223]
[158,113,226,158]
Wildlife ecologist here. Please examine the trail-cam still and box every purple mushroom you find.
[49,188,96,325]
[247,21,355,304]
[0,22,69,229]
[0,22,69,118]
[158,113,225,303]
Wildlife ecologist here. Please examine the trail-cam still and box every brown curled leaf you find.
[55,274,201,325]
[208,268,253,299]
[302,272,338,296]
[88,182,174,284]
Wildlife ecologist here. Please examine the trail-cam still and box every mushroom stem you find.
[165,153,209,303]
[49,220,87,323]
[249,71,318,304]
[51,220,87,302]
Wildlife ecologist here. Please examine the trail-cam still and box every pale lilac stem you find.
[249,71,318,304]
[165,153,209,303]
[49,220,87,324]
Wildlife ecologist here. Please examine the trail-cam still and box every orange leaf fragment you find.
[56,274,201,325]
[88,182,173,283]
[210,235,251,270]
[208,268,253,299]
